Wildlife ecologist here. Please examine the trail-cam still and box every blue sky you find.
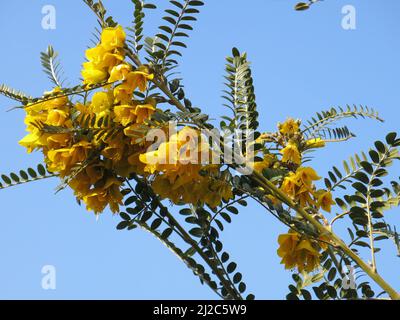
[0,0,399,299]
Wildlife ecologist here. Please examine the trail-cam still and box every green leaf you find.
[124,196,136,206]
[233,272,242,284]
[1,175,11,185]
[189,227,203,238]
[220,212,232,223]
[151,218,162,230]
[27,168,38,179]
[40,45,66,87]
[238,282,246,293]
[161,228,173,239]
[221,252,229,263]
[37,164,47,176]
[120,212,130,221]
[116,221,129,230]
[328,268,337,281]
[352,182,367,194]
[386,132,397,145]
[227,262,237,273]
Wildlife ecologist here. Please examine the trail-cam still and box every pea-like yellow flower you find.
[280,140,301,164]
[296,167,321,187]
[134,102,156,124]
[277,231,322,273]
[280,167,321,207]
[102,135,126,163]
[82,177,123,214]
[81,62,109,85]
[46,109,70,127]
[47,141,92,173]
[114,104,137,126]
[126,66,154,93]
[100,25,126,51]
[82,26,127,85]
[279,118,300,136]
[316,190,336,213]
[90,91,114,118]
[280,172,299,198]
[46,133,72,150]
[204,179,234,208]
[108,63,132,83]
[85,45,107,65]
[297,186,316,207]
[69,164,105,197]
[19,130,44,153]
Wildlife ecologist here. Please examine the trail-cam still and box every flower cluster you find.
[19,25,235,213]
[280,167,335,212]
[140,127,233,208]
[253,118,336,272]
[19,26,157,214]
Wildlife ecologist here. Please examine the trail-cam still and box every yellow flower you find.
[19,130,44,153]
[82,62,108,85]
[113,82,134,104]
[100,25,126,51]
[297,187,316,207]
[46,109,69,127]
[46,133,72,150]
[281,167,321,207]
[125,66,154,92]
[306,138,326,149]
[296,167,321,187]
[277,231,322,273]
[102,135,126,163]
[69,164,106,197]
[81,47,124,85]
[204,179,233,208]
[108,63,132,82]
[114,104,137,126]
[124,123,146,145]
[90,91,114,117]
[134,102,156,124]
[280,141,301,164]
[101,52,125,72]
[295,239,321,273]
[316,190,336,213]
[47,141,91,173]
[279,118,300,136]
[82,177,123,214]
[85,45,107,65]
[280,172,299,198]
[277,232,300,270]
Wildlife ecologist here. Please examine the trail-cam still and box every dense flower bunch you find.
[140,127,234,207]
[19,25,234,213]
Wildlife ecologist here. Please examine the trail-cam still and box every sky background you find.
[0,0,399,299]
